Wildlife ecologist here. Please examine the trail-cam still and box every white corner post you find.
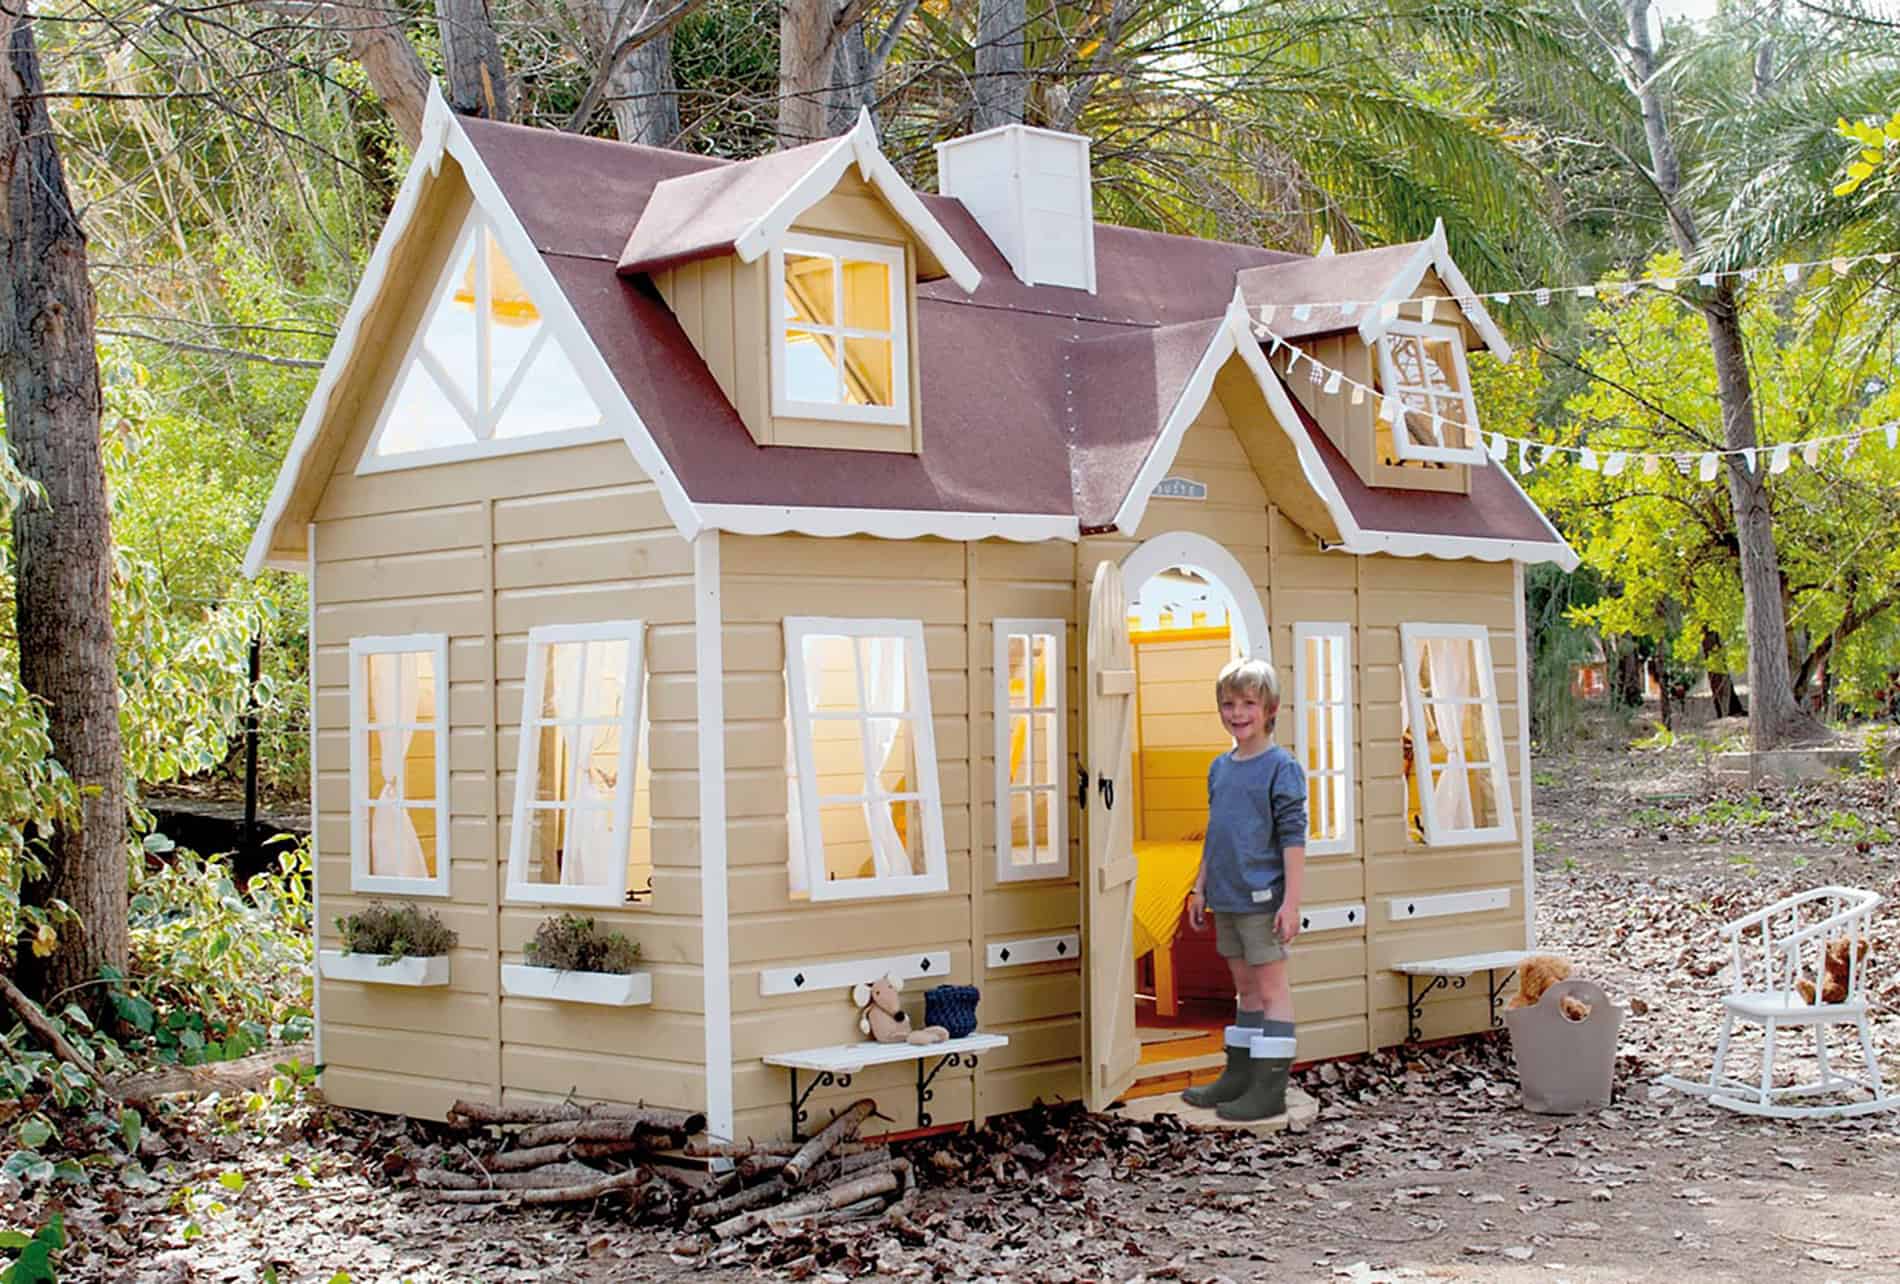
[1514,560,1535,946]
[694,530,733,1139]
[307,522,323,1068]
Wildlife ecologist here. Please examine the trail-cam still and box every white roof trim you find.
[244,84,706,575]
[1112,295,1364,544]
[731,110,981,294]
[1335,527,1579,569]
[696,502,1077,543]
[1354,219,1513,363]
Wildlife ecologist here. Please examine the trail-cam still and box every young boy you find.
[1181,656,1306,1121]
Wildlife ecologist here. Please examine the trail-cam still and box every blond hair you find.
[1216,656,1281,715]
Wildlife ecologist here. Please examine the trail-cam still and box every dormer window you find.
[770,234,909,426]
[1376,321,1485,466]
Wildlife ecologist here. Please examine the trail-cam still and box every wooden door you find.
[1084,559,1141,1110]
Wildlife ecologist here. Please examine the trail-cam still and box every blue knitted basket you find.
[924,984,980,1038]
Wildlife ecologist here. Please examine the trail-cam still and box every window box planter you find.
[319,949,450,987]
[500,963,651,1007]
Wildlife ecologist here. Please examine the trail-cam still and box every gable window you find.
[349,634,451,896]
[1376,321,1485,466]
[1399,623,1515,846]
[1293,622,1354,856]
[769,234,909,425]
[994,620,1067,882]
[785,618,947,902]
[506,622,649,908]
[363,213,611,470]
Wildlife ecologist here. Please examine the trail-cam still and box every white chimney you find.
[936,123,1096,293]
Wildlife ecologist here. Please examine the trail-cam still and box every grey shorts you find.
[1214,911,1287,965]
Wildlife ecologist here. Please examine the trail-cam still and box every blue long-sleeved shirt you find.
[1201,746,1307,914]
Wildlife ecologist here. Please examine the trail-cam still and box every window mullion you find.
[475,224,493,433]
[564,648,591,828]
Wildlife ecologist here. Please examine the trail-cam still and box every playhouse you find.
[247,86,1577,1142]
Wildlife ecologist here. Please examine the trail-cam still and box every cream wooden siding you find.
[312,431,704,1121]
[719,535,1084,1139]
[654,172,923,455]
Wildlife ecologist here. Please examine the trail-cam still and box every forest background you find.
[0,0,1894,1199]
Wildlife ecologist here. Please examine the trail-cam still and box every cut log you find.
[781,1098,874,1186]
[685,1137,801,1159]
[446,1099,703,1134]
[693,1175,792,1223]
[427,1168,649,1205]
[739,1141,867,1181]
[0,972,97,1076]
[483,1140,643,1173]
[713,1167,899,1238]
[515,1118,682,1149]
[786,1149,891,1193]
[417,1162,596,1191]
[108,1040,314,1106]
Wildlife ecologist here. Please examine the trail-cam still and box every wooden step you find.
[1112,1085,1318,1136]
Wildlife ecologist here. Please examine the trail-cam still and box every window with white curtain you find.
[1293,622,1354,856]
[784,618,947,902]
[349,634,451,896]
[1399,623,1515,846]
[994,620,1067,882]
[506,621,648,907]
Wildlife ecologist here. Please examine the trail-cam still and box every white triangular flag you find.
[1349,383,1365,406]
[1534,287,1552,306]
[1539,444,1559,465]
[1740,267,1759,282]
[1697,272,1716,287]
[1580,447,1599,471]
[1308,360,1325,385]
[1322,368,1342,395]
[1605,451,1629,476]
[1784,263,1800,283]
[1844,436,1862,461]
[1576,285,1597,299]
[1518,439,1533,473]
[1380,301,1401,322]
[1831,256,1850,275]
[1769,443,1792,474]
[1420,296,1437,322]
[1259,304,1276,323]
[1879,253,1895,266]
[1619,281,1640,297]
[1657,277,1677,291]
[1698,452,1719,481]
[1292,303,1312,321]
[1743,448,1757,473]
[1886,422,1898,450]
[1644,454,1661,476]
[1266,334,1284,356]
[1379,394,1399,423]
[1802,440,1821,468]
[1492,293,1509,305]
[1488,432,1508,462]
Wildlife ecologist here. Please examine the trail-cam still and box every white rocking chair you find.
[1661,885,1898,1119]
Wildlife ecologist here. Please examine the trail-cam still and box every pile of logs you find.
[686,1100,915,1238]
[417,1095,913,1238]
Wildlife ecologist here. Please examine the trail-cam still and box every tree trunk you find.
[972,0,1027,130]
[580,0,681,145]
[1613,643,1644,708]
[827,19,870,136]
[273,1,429,150]
[1618,0,1817,749]
[0,7,129,1011]
[777,0,833,147]
[435,0,510,121]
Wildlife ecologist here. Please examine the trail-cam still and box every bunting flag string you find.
[1255,324,1900,482]
[1243,247,1898,322]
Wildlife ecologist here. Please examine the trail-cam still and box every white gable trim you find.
[695,502,1077,543]
[1112,297,1365,546]
[1353,219,1513,363]
[1335,527,1579,569]
[732,110,981,294]
[244,84,706,577]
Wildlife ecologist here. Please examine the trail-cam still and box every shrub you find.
[523,914,639,974]
[336,902,458,963]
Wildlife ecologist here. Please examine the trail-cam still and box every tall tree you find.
[0,2,128,1006]
[971,0,1027,130]
[437,0,511,120]
[777,0,836,145]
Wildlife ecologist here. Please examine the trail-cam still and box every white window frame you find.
[768,233,909,426]
[1399,622,1516,847]
[1377,320,1486,465]
[785,617,948,902]
[505,620,647,908]
[358,211,617,474]
[1292,622,1354,857]
[348,633,452,896]
[993,619,1068,883]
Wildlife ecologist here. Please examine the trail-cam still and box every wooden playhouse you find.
[247,86,1578,1142]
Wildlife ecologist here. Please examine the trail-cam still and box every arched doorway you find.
[1117,531,1269,662]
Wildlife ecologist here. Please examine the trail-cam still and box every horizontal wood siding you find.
[312,428,705,1121]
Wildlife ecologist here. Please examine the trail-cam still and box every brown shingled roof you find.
[456,117,1569,563]
[616,138,834,276]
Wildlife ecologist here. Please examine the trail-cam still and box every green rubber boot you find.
[1182,1026,1254,1108]
[1216,1036,1295,1122]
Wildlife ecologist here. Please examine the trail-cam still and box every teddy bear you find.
[1508,954,1592,1021]
[851,974,950,1045]
[1796,935,1871,1006]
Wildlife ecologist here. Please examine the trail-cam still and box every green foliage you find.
[336,903,458,962]
[1833,110,1900,196]
[522,914,640,975]
[0,1211,64,1283]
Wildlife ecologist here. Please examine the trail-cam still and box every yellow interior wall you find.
[1131,627,1231,843]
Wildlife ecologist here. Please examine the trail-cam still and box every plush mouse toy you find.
[1797,935,1871,1006]
[851,974,950,1045]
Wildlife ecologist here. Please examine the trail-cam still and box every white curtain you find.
[549,644,619,889]
[370,654,429,878]
[860,637,913,878]
[786,708,808,896]
[1423,639,1476,831]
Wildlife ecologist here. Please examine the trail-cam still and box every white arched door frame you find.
[1118,531,1271,663]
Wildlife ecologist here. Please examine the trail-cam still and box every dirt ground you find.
[27,724,1900,1283]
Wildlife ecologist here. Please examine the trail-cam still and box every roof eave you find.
[1353,219,1514,363]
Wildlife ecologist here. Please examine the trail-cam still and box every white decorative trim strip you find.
[759,951,953,997]
[1296,903,1366,934]
[985,934,1079,969]
[695,532,733,1139]
[1336,526,1579,571]
[1386,887,1513,922]
[697,503,1078,544]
